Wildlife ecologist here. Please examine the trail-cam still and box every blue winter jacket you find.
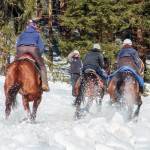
[117,47,140,69]
[16,26,44,55]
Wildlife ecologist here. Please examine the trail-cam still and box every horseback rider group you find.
[15,20,145,96]
[68,40,144,96]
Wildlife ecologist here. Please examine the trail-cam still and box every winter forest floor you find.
[1,75,150,150]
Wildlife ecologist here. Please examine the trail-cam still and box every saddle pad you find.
[18,54,41,80]
[107,66,144,87]
[84,68,96,74]
[19,54,35,63]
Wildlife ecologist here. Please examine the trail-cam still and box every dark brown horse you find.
[74,58,111,119]
[4,57,43,122]
[108,59,144,121]
[74,69,104,119]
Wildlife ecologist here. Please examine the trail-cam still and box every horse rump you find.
[108,71,141,121]
[74,69,104,119]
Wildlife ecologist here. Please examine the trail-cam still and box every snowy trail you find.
[0,76,150,150]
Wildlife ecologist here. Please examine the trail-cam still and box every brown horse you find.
[108,59,144,121]
[74,58,111,119]
[4,58,43,122]
[74,69,104,119]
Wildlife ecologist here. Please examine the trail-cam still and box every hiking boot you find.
[139,92,149,97]
[42,84,50,92]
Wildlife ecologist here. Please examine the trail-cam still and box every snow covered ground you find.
[0,75,150,150]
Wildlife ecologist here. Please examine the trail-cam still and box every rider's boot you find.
[41,67,50,92]
[139,86,148,97]
[42,84,50,92]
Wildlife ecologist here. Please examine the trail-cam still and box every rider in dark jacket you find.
[83,44,108,94]
[15,20,50,92]
[83,44,107,80]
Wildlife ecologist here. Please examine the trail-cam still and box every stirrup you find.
[42,84,50,92]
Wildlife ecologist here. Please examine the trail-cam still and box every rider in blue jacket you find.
[15,20,50,92]
[117,39,140,69]
[117,39,143,95]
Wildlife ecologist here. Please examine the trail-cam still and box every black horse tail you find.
[75,74,86,106]
[7,82,20,109]
[114,73,125,106]
[5,62,21,111]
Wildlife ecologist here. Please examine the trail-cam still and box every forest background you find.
[0,0,149,81]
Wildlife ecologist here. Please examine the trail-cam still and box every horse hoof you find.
[74,109,87,120]
[74,112,84,120]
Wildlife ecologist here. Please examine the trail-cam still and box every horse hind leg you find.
[22,95,31,121]
[126,105,133,121]
[133,101,142,122]
[96,97,103,115]
[30,97,42,122]
[85,99,93,113]
[74,90,85,119]
[5,96,11,119]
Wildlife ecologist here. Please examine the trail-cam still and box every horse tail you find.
[114,77,124,103]
[8,82,21,109]
[5,61,21,110]
[75,74,86,106]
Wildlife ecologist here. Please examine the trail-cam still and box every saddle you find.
[18,54,41,79]
[84,68,96,74]
[107,66,144,87]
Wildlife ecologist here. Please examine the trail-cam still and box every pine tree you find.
[0,0,36,75]
[57,0,149,66]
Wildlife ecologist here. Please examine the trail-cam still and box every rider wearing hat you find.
[15,20,50,92]
[68,50,82,97]
[82,44,108,94]
[83,44,107,80]
[117,38,143,95]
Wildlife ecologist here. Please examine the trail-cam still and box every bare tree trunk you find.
[48,0,53,72]
[37,0,42,19]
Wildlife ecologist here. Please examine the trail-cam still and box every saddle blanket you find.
[107,66,144,87]
[18,54,42,80]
